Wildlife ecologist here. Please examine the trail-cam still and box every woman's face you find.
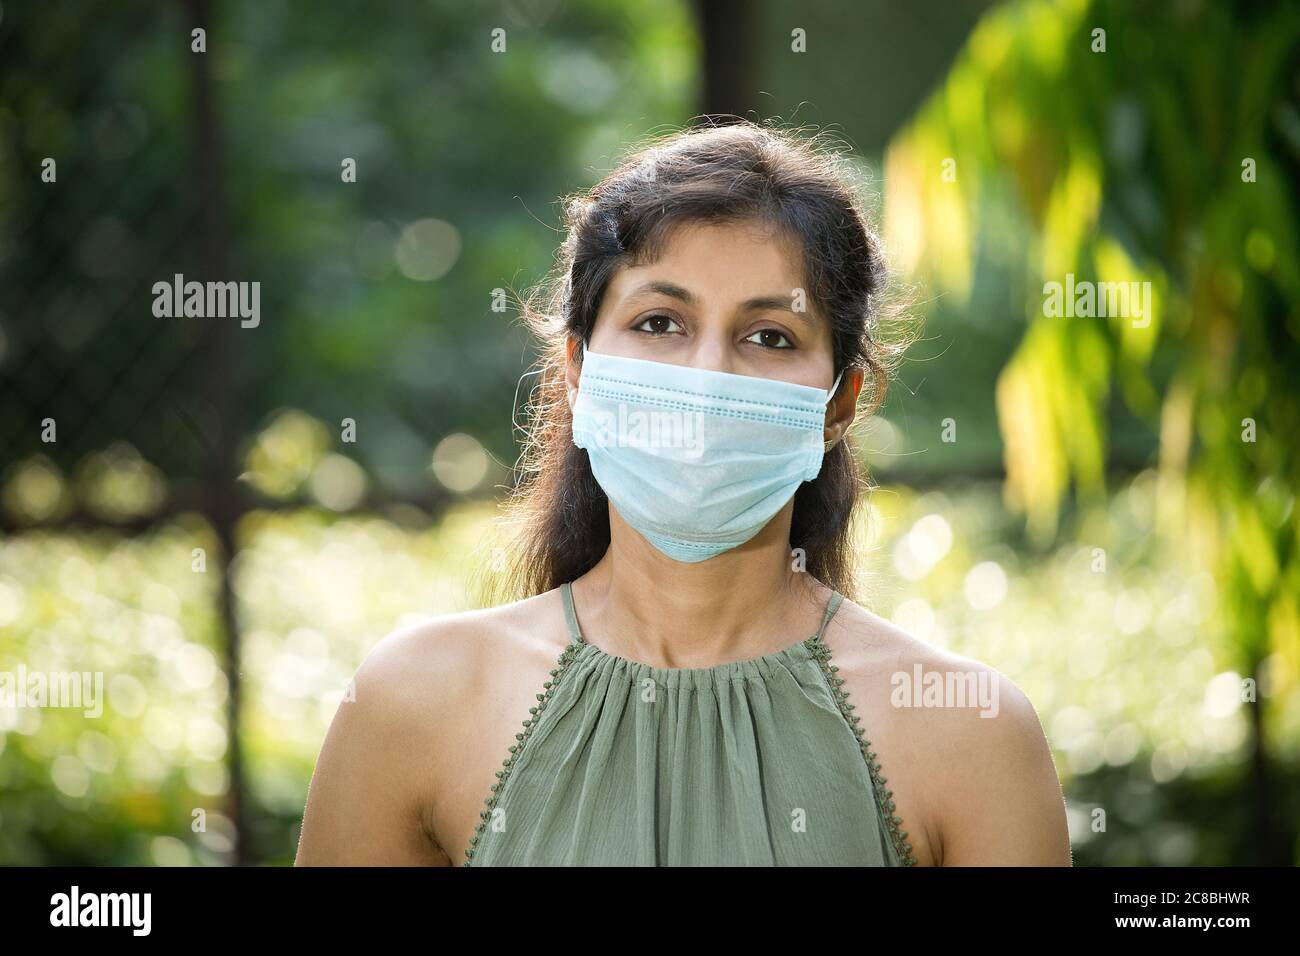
[565,218,861,447]
[584,219,838,390]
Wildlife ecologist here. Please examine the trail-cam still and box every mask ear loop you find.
[824,367,846,453]
[826,368,845,404]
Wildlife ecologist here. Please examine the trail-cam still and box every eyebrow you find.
[626,281,813,325]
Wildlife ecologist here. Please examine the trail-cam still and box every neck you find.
[572,505,832,668]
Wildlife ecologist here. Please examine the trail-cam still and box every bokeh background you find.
[1,0,1298,866]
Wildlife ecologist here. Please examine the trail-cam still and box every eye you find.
[632,313,683,336]
[745,328,794,349]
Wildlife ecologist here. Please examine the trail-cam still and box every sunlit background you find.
[1,0,1298,865]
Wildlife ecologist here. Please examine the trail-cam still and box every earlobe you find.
[823,422,842,452]
[564,336,583,410]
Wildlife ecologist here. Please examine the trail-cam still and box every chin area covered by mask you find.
[571,343,844,563]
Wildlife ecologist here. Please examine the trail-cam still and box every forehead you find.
[606,219,807,303]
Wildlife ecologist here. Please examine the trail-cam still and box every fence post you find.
[186,0,248,867]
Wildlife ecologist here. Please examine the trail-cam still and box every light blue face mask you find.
[571,342,845,563]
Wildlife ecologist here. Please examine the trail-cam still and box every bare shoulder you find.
[296,588,571,865]
[357,586,571,719]
[352,588,574,788]
[819,592,1072,866]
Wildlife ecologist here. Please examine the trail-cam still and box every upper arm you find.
[928,669,1073,866]
[294,621,475,866]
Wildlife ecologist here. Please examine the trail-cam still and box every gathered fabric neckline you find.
[460,580,917,867]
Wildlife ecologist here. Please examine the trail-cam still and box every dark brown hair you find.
[492,118,911,603]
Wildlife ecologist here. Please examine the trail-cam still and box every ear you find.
[824,367,865,451]
[564,336,583,410]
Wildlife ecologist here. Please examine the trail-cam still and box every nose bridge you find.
[689,318,735,374]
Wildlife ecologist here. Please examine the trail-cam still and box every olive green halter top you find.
[464,581,917,866]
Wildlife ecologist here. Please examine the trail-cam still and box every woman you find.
[295,120,1072,867]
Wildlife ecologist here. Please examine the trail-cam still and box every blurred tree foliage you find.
[885,0,1300,860]
[0,0,695,509]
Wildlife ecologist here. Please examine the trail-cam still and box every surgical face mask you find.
[571,341,844,563]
